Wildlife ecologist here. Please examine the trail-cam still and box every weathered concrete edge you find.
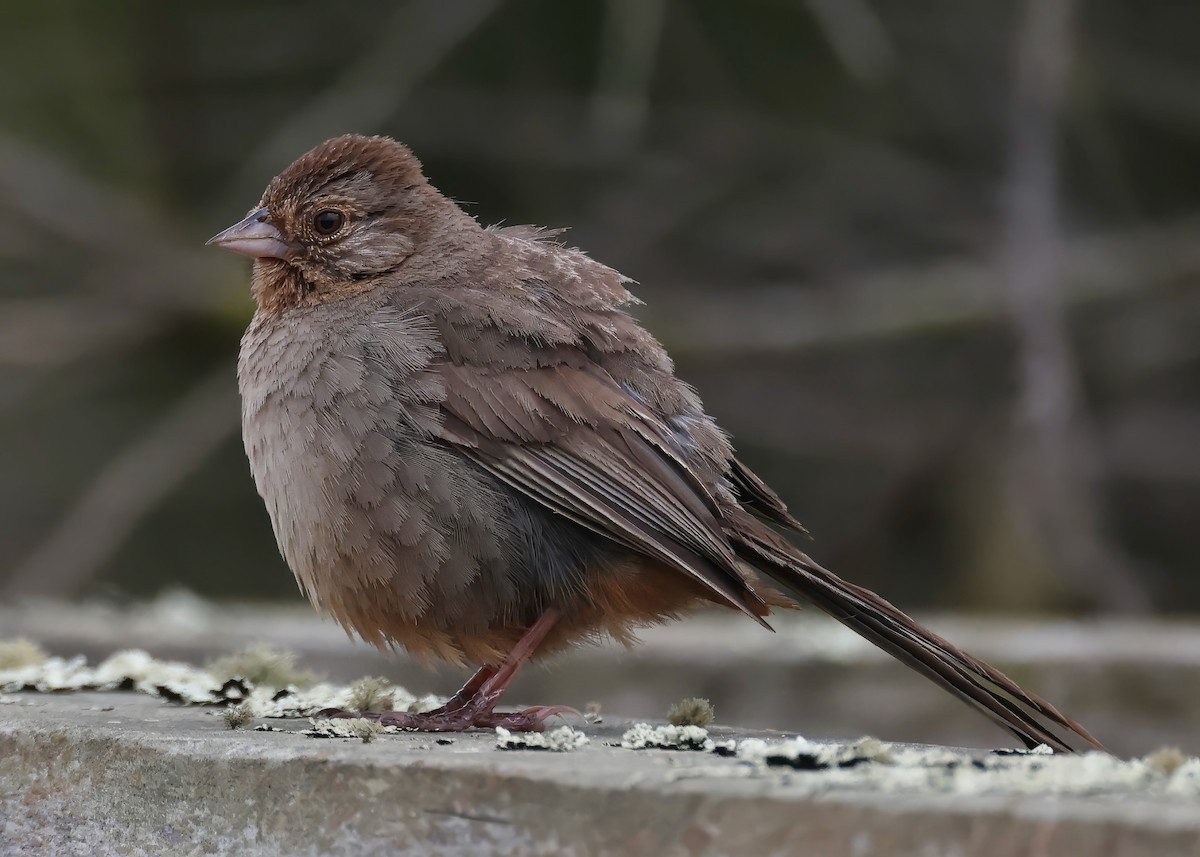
[7,603,1196,756]
[2,707,1198,856]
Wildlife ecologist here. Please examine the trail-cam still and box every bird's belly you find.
[241,390,359,605]
[239,349,538,664]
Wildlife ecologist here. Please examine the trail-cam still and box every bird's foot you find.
[312,703,578,733]
[312,610,572,733]
[472,705,581,732]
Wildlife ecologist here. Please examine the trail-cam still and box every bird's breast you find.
[235,299,517,643]
[237,309,373,604]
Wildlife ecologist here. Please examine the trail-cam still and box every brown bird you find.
[209,134,1100,751]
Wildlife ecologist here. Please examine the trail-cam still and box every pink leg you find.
[430,664,499,713]
[320,610,577,732]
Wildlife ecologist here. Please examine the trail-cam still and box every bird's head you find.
[208,134,450,312]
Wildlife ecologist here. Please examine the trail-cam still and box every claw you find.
[475,705,582,732]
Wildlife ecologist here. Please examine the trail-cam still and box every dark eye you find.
[312,210,345,236]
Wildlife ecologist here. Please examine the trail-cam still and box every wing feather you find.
[431,360,770,624]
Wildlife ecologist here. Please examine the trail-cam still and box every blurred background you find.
[1,0,1197,618]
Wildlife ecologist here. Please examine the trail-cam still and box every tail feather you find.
[731,525,1103,753]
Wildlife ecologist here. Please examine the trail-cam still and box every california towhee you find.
[209,134,1099,750]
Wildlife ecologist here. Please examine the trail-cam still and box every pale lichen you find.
[735,735,889,770]
[495,725,589,752]
[206,645,319,689]
[718,735,1200,799]
[302,717,387,742]
[621,722,711,751]
[0,648,442,721]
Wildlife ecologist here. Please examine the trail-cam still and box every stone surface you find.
[2,686,1200,854]
[3,691,1200,856]
[1,597,1197,757]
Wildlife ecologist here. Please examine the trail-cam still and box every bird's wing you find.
[427,354,1103,752]
[727,457,807,532]
[390,261,1100,753]
[429,359,772,624]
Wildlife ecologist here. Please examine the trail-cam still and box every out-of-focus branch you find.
[804,0,895,84]
[1095,45,1200,133]
[1101,406,1200,484]
[1001,0,1150,612]
[0,297,157,366]
[227,0,503,202]
[2,365,239,599]
[637,217,1200,357]
[0,133,228,313]
[590,0,668,157]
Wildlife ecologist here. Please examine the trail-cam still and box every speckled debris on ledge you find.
[3,642,1200,802]
[4,689,1200,856]
[5,596,1200,758]
[0,641,445,720]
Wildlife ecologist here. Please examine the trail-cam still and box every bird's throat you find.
[251,259,311,316]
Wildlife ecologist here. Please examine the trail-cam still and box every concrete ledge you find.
[3,692,1199,856]
[2,598,1198,756]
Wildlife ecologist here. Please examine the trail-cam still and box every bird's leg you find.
[434,608,579,731]
[424,664,500,714]
[322,609,577,732]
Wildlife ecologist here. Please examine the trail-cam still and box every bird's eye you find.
[312,210,345,236]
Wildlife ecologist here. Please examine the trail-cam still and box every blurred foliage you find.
[0,0,1197,611]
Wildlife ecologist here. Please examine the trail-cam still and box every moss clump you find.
[350,718,384,743]
[667,697,715,727]
[347,676,396,713]
[206,645,319,689]
[0,638,48,670]
[1144,746,1187,776]
[222,703,253,730]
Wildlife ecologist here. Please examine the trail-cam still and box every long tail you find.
[730,524,1103,753]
